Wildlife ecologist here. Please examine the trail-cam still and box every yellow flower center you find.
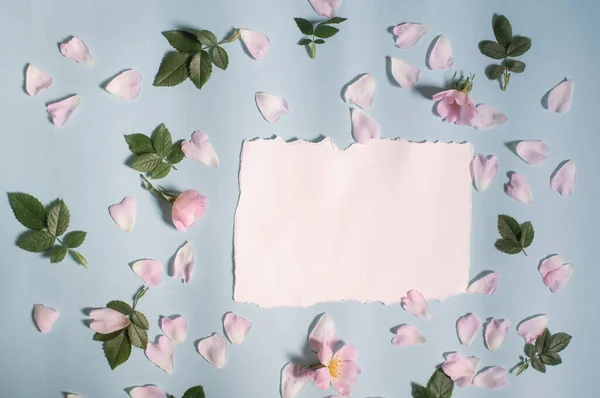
[328,356,342,378]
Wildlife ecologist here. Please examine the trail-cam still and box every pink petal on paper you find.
[470,154,498,192]
[89,308,130,334]
[351,108,380,144]
[308,0,342,17]
[223,312,252,345]
[516,140,549,166]
[145,335,174,374]
[281,362,309,398]
[544,264,574,293]
[47,95,81,127]
[109,196,136,232]
[428,35,454,70]
[517,315,548,344]
[456,314,480,346]
[547,79,574,113]
[471,104,507,131]
[473,366,509,391]
[33,304,59,334]
[197,333,227,369]
[256,92,290,123]
[505,172,533,203]
[393,23,429,49]
[390,58,421,89]
[344,73,376,109]
[181,130,219,168]
[401,289,431,320]
[25,64,52,96]
[391,324,427,347]
[106,70,142,100]
[129,385,166,398]
[442,352,479,387]
[308,313,338,352]
[485,318,510,351]
[240,30,270,60]
[161,316,188,344]
[60,37,94,65]
[173,241,194,284]
[551,160,576,196]
[467,272,500,295]
[131,259,162,286]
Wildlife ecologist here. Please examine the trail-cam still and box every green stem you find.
[132,286,149,310]
[140,174,172,204]
[522,248,528,256]
[217,29,241,45]
[502,69,510,91]
[310,36,317,59]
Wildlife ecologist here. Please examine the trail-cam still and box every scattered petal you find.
[224,312,252,345]
[539,255,573,293]
[60,37,94,65]
[344,74,376,109]
[505,172,533,203]
[471,104,507,131]
[551,160,576,196]
[129,385,166,398]
[442,352,479,387]
[281,362,309,398]
[485,318,510,351]
[351,109,380,144]
[47,95,81,127]
[197,333,227,369]
[391,324,426,347]
[401,289,431,320]
[173,241,194,283]
[25,64,53,96]
[109,196,136,232]
[145,335,174,374]
[33,304,59,334]
[428,35,454,70]
[131,259,162,286]
[106,70,142,100]
[547,79,574,113]
[467,272,500,295]
[393,23,429,49]
[470,155,498,192]
[239,30,270,60]
[456,314,480,346]
[66,395,82,398]
[308,313,338,352]
[308,0,342,17]
[171,190,206,232]
[255,92,290,123]
[517,315,548,344]
[181,131,219,168]
[473,366,509,390]
[161,316,188,344]
[390,58,421,89]
[516,140,549,166]
[539,255,563,278]
[89,308,130,334]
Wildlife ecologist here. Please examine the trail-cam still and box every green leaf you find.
[106,300,132,315]
[162,30,202,53]
[516,362,529,376]
[540,353,562,366]
[102,330,131,370]
[493,15,513,47]
[131,153,163,172]
[150,162,171,180]
[426,368,454,398]
[153,52,190,87]
[494,239,523,255]
[69,250,88,267]
[520,221,534,248]
[314,39,325,44]
[504,59,526,73]
[195,30,217,46]
[124,134,154,155]
[297,38,312,46]
[322,17,347,24]
[524,343,536,358]
[127,323,148,349]
[151,124,172,158]
[189,50,212,89]
[210,46,229,70]
[17,230,55,253]
[7,192,47,230]
[485,64,505,80]
[294,18,313,35]
[131,310,149,330]
[412,385,435,398]
[531,357,546,373]
[166,140,185,164]
[547,333,572,353]
[536,329,551,354]
[497,215,521,241]
[314,25,339,39]
[46,200,70,237]
[507,36,532,57]
[479,40,507,59]
[93,330,123,341]
[49,246,68,263]
[62,230,86,248]
[182,386,206,398]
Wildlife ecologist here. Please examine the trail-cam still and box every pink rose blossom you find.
[308,344,361,396]
[433,89,477,126]
[171,190,207,232]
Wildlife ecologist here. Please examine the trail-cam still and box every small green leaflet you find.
[63,231,86,248]
[498,214,521,240]
[151,124,173,158]
[69,250,88,267]
[166,140,185,164]
[8,192,47,230]
[151,162,171,179]
[426,369,454,398]
[17,230,55,253]
[107,300,133,315]
[189,50,212,89]
[182,386,206,398]
[478,40,506,60]
[485,64,505,80]
[547,332,572,353]
[298,38,312,46]
[131,153,163,172]
[131,310,150,330]
[540,353,562,366]
[94,330,123,341]
[46,200,70,237]
[531,357,546,373]
[195,29,217,46]
[210,46,229,70]
[507,36,532,57]
[314,25,339,39]
[493,15,512,47]
[504,59,526,73]
[412,385,435,398]
[49,246,68,263]
[524,343,536,358]
[127,323,148,349]
[162,30,202,53]
[294,16,347,59]
[103,330,132,370]
[124,133,154,155]
[294,18,313,35]
[124,126,184,179]
[494,215,534,255]
[153,52,190,87]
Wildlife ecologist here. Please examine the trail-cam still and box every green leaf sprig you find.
[294,16,347,59]
[478,15,532,91]
[125,123,185,180]
[154,29,240,89]
[140,174,180,204]
[412,368,454,398]
[515,328,572,376]
[166,386,206,398]
[494,214,534,255]
[8,193,88,266]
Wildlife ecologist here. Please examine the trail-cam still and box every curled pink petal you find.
[473,366,509,390]
[547,79,574,113]
[428,35,454,70]
[145,335,174,374]
[181,130,219,168]
[308,0,342,17]
[256,92,290,123]
[401,289,431,320]
[471,104,507,131]
[539,255,563,278]
[505,172,533,203]
[47,95,81,127]
[197,333,227,369]
[456,314,480,346]
[60,37,94,65]
[390,58,421,89]
[173,241,194,283]
[308,313,338,352]
[281,362,309,398]
[224,312,252,345]
[129,385,166,398]
[239,30,270,60]
[551,160,576,196]
[106,70,142,100]
[344,73,375,109]
[25,64,52,96]
[109,196,136,232]
[470,154,498,192]
[485,318,510,351]
[33,304,59,334]
[516,140,549,166]
[172,190,206,232]
[391,324,426,347]
[517,315,548,344]
[307,367,331,391]
[351,109,380,144]
[544,264,574,293]
[132,259,162,286]
[467,272,500,295]
[89,308,130,334]
[393,23,429,49]
[441,352,479,387]
[161,316,188,344]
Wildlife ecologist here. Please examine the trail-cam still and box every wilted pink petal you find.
[131,259,162,286]
[393,23,429,49]
[516,140,549,166]
[456,314,480,346]
[473,366,509,390]
[161,316,187,344]
[173,241,194,284]
[89,308,130,334]
[471,104,507,131]
[428,35,454,70]
[171,190,206,232]
[467,272,500,295]
[432,89,477,126]
[109,196,136,232]
[25,64,52,96]
[470,154,498,193]
[181,131,219,168]
[281,362,309,398]
[547,79,574,113]
[390,58,421,89]
[351,108,380,144]
[539,255,562,278]
[308,313,338,352]
[505,172,533,203]
[344,73,375,109]
[129,385,166,398]
[224,312,252,345]
[442,352,479,387]
[401,289,431,320]
[106,70,142,100]
[544,264,574,293]
[308,0,342,17]
[391,324,426,347]
[551,160,576,196]
[255,92,290,123]
[47,95,81,127]
[145,335,174,374]
[33,304,59,334]
[485,318,510,351]
[517,314,548,344]
[197,333,227,369]
[239,30,270,60]
[60,37,94,65]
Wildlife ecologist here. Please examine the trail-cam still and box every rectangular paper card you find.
[234,137,472,307]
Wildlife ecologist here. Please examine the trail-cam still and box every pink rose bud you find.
[171,190,207,232]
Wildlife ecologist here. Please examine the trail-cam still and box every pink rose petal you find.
[485,318,510,351]
[66,395,82,398]
[60,37,94,65]
[390,58,421,89]
[25,64,52,96]
[281,362,309,398]
[129,385,166,398]
[161,316,188,344]
[109,196,136,232]
[456,314,480,346]
[517,314,548,344]
[47,95,81,127]
[547,79,574,113]
[428,35,454,70]
[223,312,252,345]
[239,30,270,60]
[505,172,533,203]
[393,23,429,49]
[351,108,380,144]
[308,0,342,17]
[106,70,142,100]
[89,308,130,334]
[442,352,479,387]
[344,73,375,109]
[256,92,290,123]
[516,140,549,166]
[33,304,59,334]
[539,255,573,293]
[473,366,509,391]
[551,160,576,196]
[308,313,338,352]
[471,104,507,131]
[171,190,206,232]
[131,259,162,286]
[401,289,431,320]
[197,333,227,369]
[470,154,498,193]
[391,324,426,347]
[181,130,219,168]
[173,241,194,284]
[145,335,174,374]
[467,272,500,295]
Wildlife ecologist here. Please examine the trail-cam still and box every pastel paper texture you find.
[233,137,472,307]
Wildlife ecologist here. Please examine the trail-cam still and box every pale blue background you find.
[1,0,599,397]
